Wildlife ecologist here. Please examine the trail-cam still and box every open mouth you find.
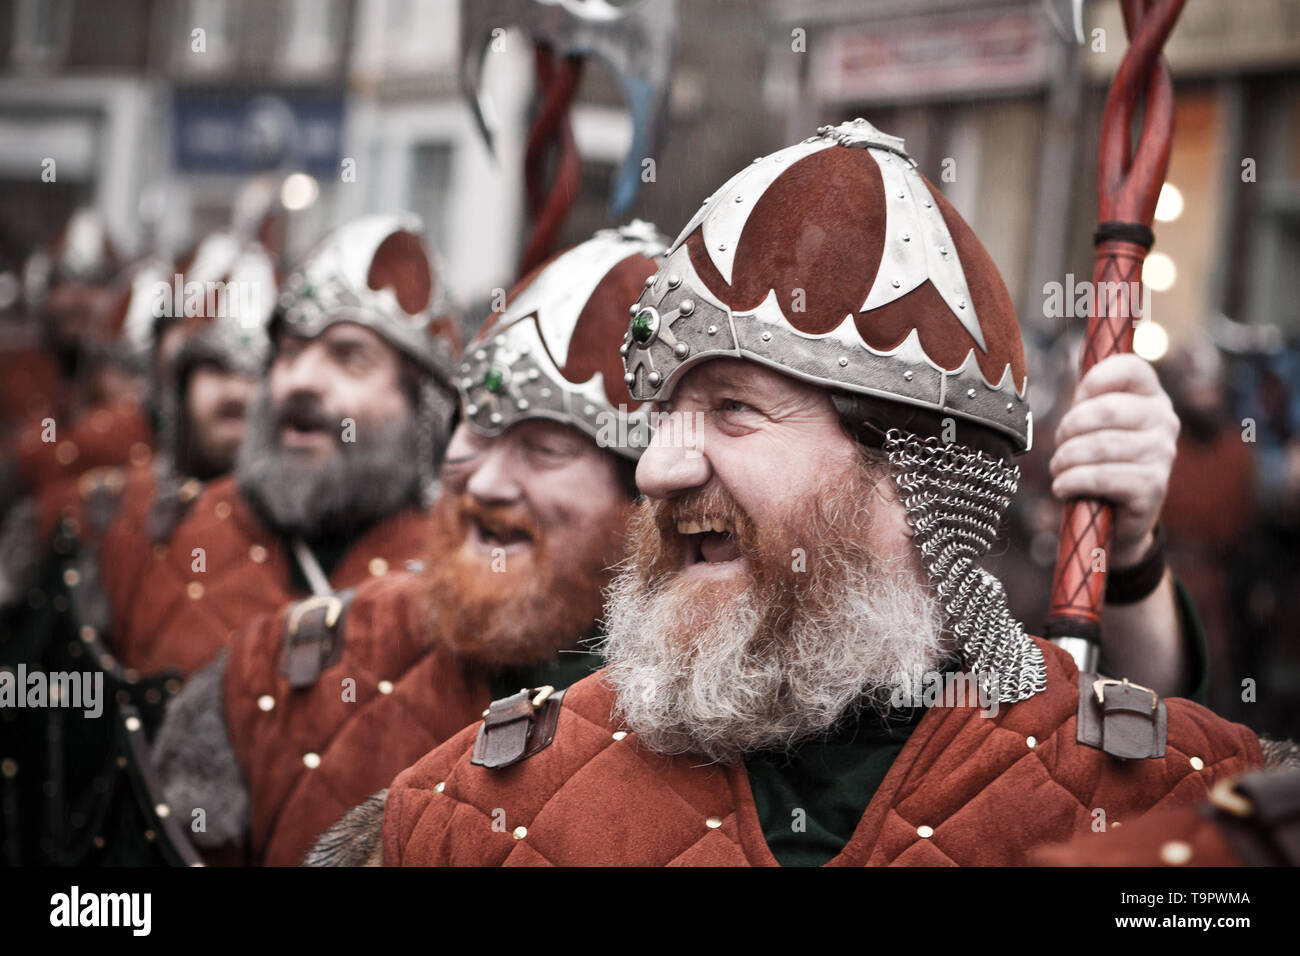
[677,516,742,567]
[278,408,332,447]
[468,514,535,555]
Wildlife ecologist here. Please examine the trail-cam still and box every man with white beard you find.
[377,120,1267,867]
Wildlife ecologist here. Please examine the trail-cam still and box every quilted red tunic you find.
[383,638,1263,866]
[223,571,495,866]
[97,473,431,679]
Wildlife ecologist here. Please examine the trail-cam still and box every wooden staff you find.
[1045,0,1187,669]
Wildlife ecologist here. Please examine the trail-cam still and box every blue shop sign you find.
[173,92,344,174]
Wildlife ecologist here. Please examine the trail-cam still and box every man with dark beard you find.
[147,223,663,865]
[378,121,1271,867]
[91,213,459,681]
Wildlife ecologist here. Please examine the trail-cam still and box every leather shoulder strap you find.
[278,589,356,689]
[471,686,568,770]
[147,475,204,545]
[1076,672,1167,760]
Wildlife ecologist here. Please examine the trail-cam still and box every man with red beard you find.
[378,120,1273,867]
[150,223,663,866]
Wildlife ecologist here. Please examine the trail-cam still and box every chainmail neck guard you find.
[883,428,1046,704]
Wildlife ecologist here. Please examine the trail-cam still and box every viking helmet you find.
[273,213,460,390]
[622,118,1032,455]
[458,220,668,459]
[23,208,124,309]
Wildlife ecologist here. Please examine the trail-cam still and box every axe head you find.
[1042,0,1085,44]
[461,0,677,217]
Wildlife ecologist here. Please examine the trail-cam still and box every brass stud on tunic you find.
[257,695,275,712]
[1159,840,1192,865]
[369,557,389,577]
[513,826,528,840]
[917,825,934,839]
[214,500,233,520]
[378,680,394,695]
[303,752,321,769]
[1190,756,1204,771]
[705,816,722,829]
[612,731,628,741]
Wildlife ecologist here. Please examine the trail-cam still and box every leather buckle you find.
[472,686,567,770]
[279,592,351,689]
[1209,778,1254,818]
[1076,671,1167,760]
[286,595,344,636]
[1093,677,1157,712]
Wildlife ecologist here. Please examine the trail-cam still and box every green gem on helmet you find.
[630,307,658,344]
[482,367,507,393]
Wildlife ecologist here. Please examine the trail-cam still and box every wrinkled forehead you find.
[657,356,834,410]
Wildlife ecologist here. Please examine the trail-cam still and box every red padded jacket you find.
[383,638,1263,866]
[98,474,430,679]
[223,571,494,866]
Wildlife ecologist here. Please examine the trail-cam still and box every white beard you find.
[599,554,947,764]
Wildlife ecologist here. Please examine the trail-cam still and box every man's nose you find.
[465,443,523,505]
[275,346,329,398]
[636,413,711,500]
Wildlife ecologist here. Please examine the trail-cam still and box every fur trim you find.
[151,650,250,849]
[1259,735,1300,770]
[302,790,387,867]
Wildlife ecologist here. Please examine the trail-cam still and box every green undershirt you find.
[746,576,1212,868]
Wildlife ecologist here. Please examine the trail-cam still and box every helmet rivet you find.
[629,303,640,316]
[466,403,479,415]
[489,412,503,425]
[631,307,658,345]
[678,299,695,316]
[474,349,486,361]
[707,325,718,335]
[761,331,772,342]
[528,368,540,380]
[717,242,727,251]
[648,371,662,386]
[897,191,905,199]
[516,399,529,411]
[1006,402,1014,412]
[939,246,948,256]
[667,274,681,288]
[624,372,636,386]
[838,357,848,367]
[903,371,914,382]
[957,299,966,309]
[734,195,743,203]
[902,233,911,242]
[674,342,689,358]
[891,279,901,289]
[539,388,552,398]
[620,343,629,356]
[966,388,977,399]
[584,404,595,415]
[644,276,655,288]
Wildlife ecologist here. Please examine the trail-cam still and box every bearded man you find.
[378,121,1269,867]
[149,223,665,866]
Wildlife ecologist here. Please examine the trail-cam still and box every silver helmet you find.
[458,221,668,459]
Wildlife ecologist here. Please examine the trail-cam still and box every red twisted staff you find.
[519,45,584,277]
[1045,0,1186,662]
